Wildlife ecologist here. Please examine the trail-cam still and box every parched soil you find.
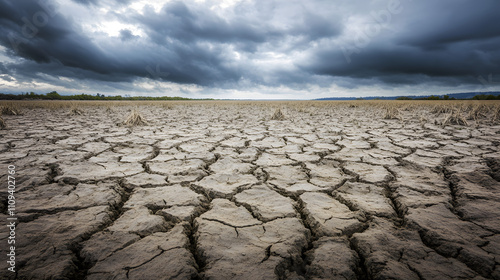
[0,102,499,279]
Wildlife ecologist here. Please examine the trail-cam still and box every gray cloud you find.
[397,1,500,48]
[119,29,138,41]
[0,0,499,98]
[298,0,500,87]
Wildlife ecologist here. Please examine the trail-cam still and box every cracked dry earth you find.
[1,103,500,280]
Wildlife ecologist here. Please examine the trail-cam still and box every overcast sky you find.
[1,0,499,99]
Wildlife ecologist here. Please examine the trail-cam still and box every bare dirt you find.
[0,102,499,279]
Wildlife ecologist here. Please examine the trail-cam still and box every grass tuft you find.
[271,108,285,121]
[1,106,21,115]
[466,104,487,122]
[383,107,400,120]
[161,103,174,109]
[442,107,468,126]
[0,116,5,129]
[122,110,148,126]
[431,105,452,115]
[69,107,84,115]
[492,105,500,123]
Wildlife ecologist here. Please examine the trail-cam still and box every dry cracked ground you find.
[1,102,500,280]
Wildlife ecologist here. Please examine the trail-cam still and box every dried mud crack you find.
[1,101,499,280]
[71,180,134,280]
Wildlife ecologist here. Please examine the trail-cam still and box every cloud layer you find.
[0,0,499,98]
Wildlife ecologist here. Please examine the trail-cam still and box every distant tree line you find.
[1,91,499,101]
[396,94,500,100]
[470,94,500,100]
[395,95,453,100]
[0,91,210,101]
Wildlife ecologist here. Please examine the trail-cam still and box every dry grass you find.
[467,104,487,122]
[431,104,453,115]
[1,105,22,115]
[0,116,5,129]
[0,100,186,109]
[161,103,174,109]
[1,100,500,126]
[493,105,500,122]
[271,108,285,120]
[122,110,148,126]
[69,107,84,115]
[441,106,469,126]
[383,107,400,120]
[1,99,498,109]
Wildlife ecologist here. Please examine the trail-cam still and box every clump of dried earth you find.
[0,102,499,279]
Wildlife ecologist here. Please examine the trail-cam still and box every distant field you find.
[2,99,500,106]
[2,99,499,127]
[2,99,500,108]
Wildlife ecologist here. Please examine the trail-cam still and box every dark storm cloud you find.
[0,0,247,85]
[70,0,98,6]
[119,29,138,41]
[132,1,340,49]
[303,40,500,79]
[0,0,499,96]
[397,1,500,48]
[69,0,133,7]
[300,0,500,86]
[0,62,8,74]
[0,1,122,73]
[0,0,343,88]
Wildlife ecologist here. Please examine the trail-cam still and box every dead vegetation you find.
[493,105,500,122]
[467,104,488,122]
[0,100,185,109]
[271,108,285,120]
[69,107,84,115]
[1,100,500,127]
[121,109,148,126]
[1,105,22,115]
[383,107,400,120]
[161,103,174,109]
[442,106,469,126]
[431,104,453,115]
[0,116,5,129]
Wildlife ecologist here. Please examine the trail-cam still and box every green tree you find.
[46,91,61,99]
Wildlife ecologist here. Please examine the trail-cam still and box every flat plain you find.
[0,100,499,279]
